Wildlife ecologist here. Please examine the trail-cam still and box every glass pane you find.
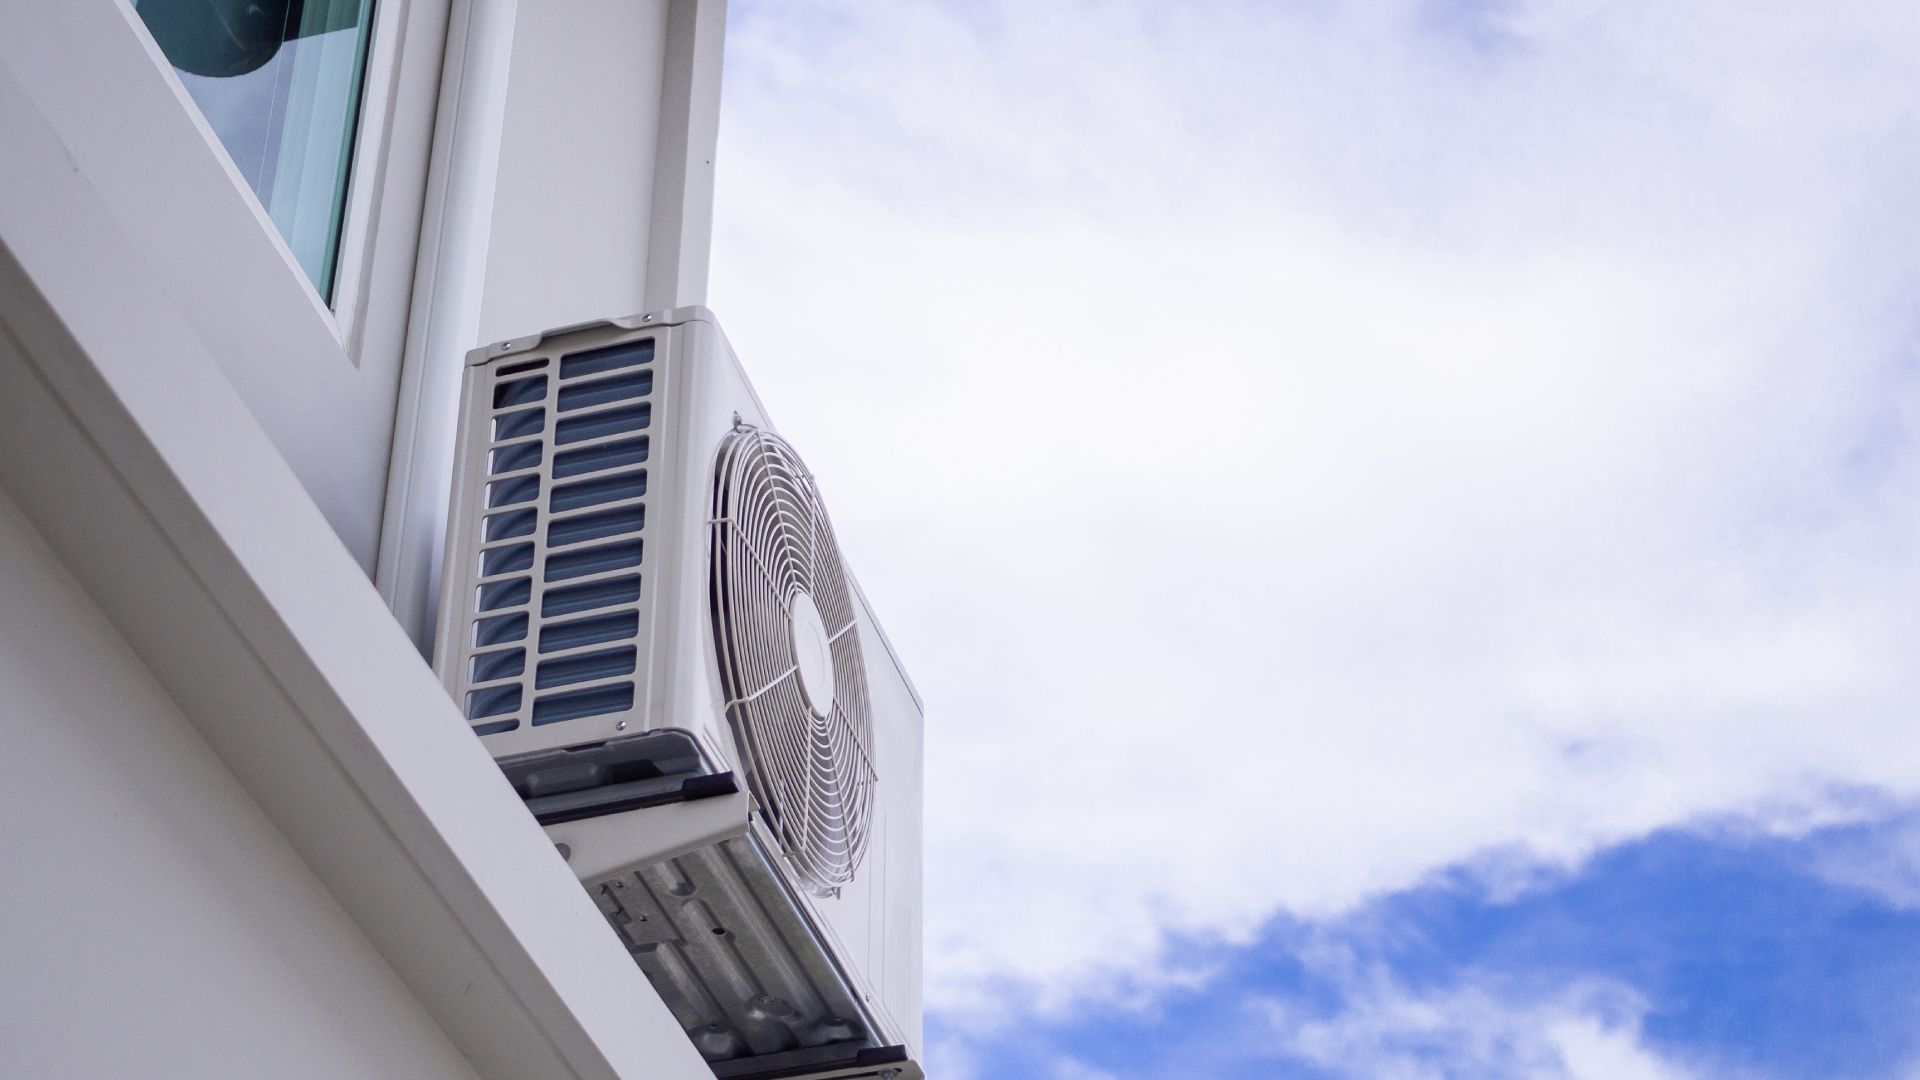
[134,0,377,300]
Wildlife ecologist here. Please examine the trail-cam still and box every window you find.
[134,0,377,299]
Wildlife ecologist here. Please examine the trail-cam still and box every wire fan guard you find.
[711,425,876,894]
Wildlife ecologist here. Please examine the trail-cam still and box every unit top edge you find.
[466,305,716,366]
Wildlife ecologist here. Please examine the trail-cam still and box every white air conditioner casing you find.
[433,308,923,1080]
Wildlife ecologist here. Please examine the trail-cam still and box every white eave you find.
[0,54,710,1080]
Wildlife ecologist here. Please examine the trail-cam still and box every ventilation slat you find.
[533,684,635,726]
[490,441,542,475]
[477,576,531,612]
[558,370,651,412]
[496,357,548,377]
[480,542,535,577]
[536,646,637,689]
[555,402,649,445]
[493,407,544,441]
[545,539,643,582]
[548,504,644,548]
[553,435,648,479]
[542,574,641,618]
[487,474,539,508]
[485,508,537,541]
[560,339,653,380]
[493,374,547,408]
[467,684,522,719]
[471,648,526,683]
[550,470,646,513]
[538,611,639,654]
[475,612,528,647]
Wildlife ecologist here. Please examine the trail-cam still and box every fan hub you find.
[788,591,837,718]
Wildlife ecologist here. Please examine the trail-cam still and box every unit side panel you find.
[866,587,927,1054]
[432,369,494,685]
[784,587,926,1054]
[634,320,704,750]
[646,316,776,769]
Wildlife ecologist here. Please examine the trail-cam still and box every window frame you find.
[0,2,458,568]
[128,0,427,361]
[327,0,421,359]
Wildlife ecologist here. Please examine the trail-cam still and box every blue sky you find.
[930,813,1920,1078]
[708,2,1920,1076]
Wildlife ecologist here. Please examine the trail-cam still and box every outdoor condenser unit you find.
[433,308,924,1080]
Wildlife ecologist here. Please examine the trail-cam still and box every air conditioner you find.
[433,308,923,1080]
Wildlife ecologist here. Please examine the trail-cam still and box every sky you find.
[706,2,1920,1077]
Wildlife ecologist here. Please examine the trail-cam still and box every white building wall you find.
[0,488,481,1080]
[0,2,783,1075]
[479,0,670,344]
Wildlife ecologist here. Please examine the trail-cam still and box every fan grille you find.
[710,425,875,894]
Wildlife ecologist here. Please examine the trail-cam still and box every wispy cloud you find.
[1796,808,1920,910]
[712,0,1920,1035]
[1265,973,1694,1080]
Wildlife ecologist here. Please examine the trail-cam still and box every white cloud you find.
[1047,1059,1122,1080]
[710,0,1920,1020]
[1268,973,1698,1080]
[925,1034,983,1080]
[1799,812,1920,910]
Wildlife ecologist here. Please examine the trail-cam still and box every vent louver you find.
[710,426,876,894]
[461,338,656,736]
